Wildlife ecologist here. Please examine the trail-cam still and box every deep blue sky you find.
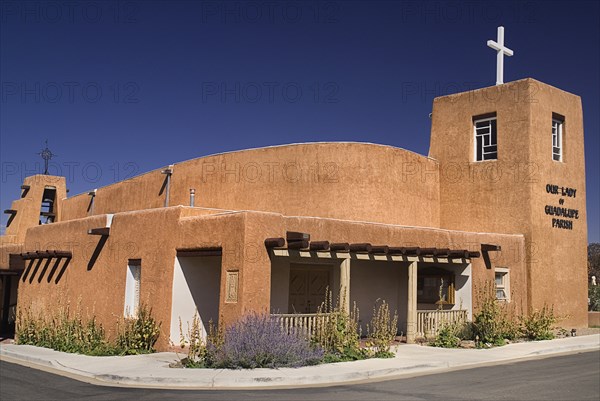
[1,0,598,242]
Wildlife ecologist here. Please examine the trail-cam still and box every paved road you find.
[1,351,598,401]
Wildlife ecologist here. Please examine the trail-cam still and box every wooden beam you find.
[349,243,372,253]
[448,250,469,259]
[3,209,17,215]
[482,244,501,252]
[468,251,481,258]
[401,247,420,256]
[330,242,350,252]
[416,248,436,256]
[434,248,451,257]
[287,240,309,250]
[176,247,223,257]
[264,237,285,248]
[20,250,72,259]
[286,231,310,242]
[309,241,330,251]
[87,227,110,236]
[370,245,389,254]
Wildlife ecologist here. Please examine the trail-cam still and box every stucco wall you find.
[60,143,441,228]
[14,206,526,350]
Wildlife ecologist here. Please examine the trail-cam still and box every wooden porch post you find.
[406,261,417,344]
[340,258,351,313]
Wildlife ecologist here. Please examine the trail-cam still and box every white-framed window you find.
[474,116,498,161]
[552,118,563,162]
[124,261,141,317]
[494,267,510,301]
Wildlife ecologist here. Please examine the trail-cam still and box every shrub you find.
[207,312,323,369]
[520,305,558,340]
[431,323,461,348]
[116,304,161,355]
[16,302,161,356]
[312,289,365,361]
[472,280,519,346]
[589,286,600,311]
[16,303,116,356]
[366,299,398,357]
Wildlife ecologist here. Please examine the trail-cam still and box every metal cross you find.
[37,140,56,175]
[487,26,514,85]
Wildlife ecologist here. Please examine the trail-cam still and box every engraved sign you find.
[226,270,239,303]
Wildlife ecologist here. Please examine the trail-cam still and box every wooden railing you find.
[416,309,468,338]
[271,313,329,339]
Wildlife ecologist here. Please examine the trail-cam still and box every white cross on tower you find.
[487,26,514,85]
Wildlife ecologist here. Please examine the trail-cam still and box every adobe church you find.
[0,29,588,349]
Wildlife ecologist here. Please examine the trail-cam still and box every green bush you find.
[311,289,366,361]
[589,286,600,311]
[366,299,398,357]
[472,280,519,346]
[520,305,557,340]
[431,323,461,348]
[16,303,161,356]
[17,304,116,355]
[116,305,161,355]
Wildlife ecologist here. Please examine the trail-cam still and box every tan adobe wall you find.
[60,143,441,229]
[16,207,526,351]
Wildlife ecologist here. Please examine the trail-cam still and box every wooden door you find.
[288,267,330,313]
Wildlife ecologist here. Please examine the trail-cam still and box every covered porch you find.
[266,233,479,342]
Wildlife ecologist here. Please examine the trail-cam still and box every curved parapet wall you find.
[61,142,441,227]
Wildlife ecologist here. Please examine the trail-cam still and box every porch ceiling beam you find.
[416,248,436,256]
[330,243,350,252]
[468,251,481,258]
[433,248,451,257]
[287,239,309,250]
[309,241,330,251]
[349,243,371,253]
[286,231,310,242]
[264,237,285,248]
[369,245,389,254]
[448,250,470,259]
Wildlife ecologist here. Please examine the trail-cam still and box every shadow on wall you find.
[170,255,222,344]
[22,257,71,285]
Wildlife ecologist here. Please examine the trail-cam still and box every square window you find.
[474,116,497,161]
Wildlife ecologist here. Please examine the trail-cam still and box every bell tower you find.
[429,78,588,327]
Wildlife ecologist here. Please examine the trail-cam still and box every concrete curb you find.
[2,335,599,389]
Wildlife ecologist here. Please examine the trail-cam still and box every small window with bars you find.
[474,116,498,161]
[495,267,510,301]
[552,117,564,162]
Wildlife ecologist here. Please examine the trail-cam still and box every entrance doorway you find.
[288,264,332,313]
[0,274,19,338]
[169,255,222,345]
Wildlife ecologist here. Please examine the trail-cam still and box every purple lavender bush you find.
[207,313,324,369]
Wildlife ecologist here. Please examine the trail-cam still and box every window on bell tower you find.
[474,114,497,161]
[552,114,564,162]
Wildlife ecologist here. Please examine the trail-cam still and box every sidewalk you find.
[1,335,599,389]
